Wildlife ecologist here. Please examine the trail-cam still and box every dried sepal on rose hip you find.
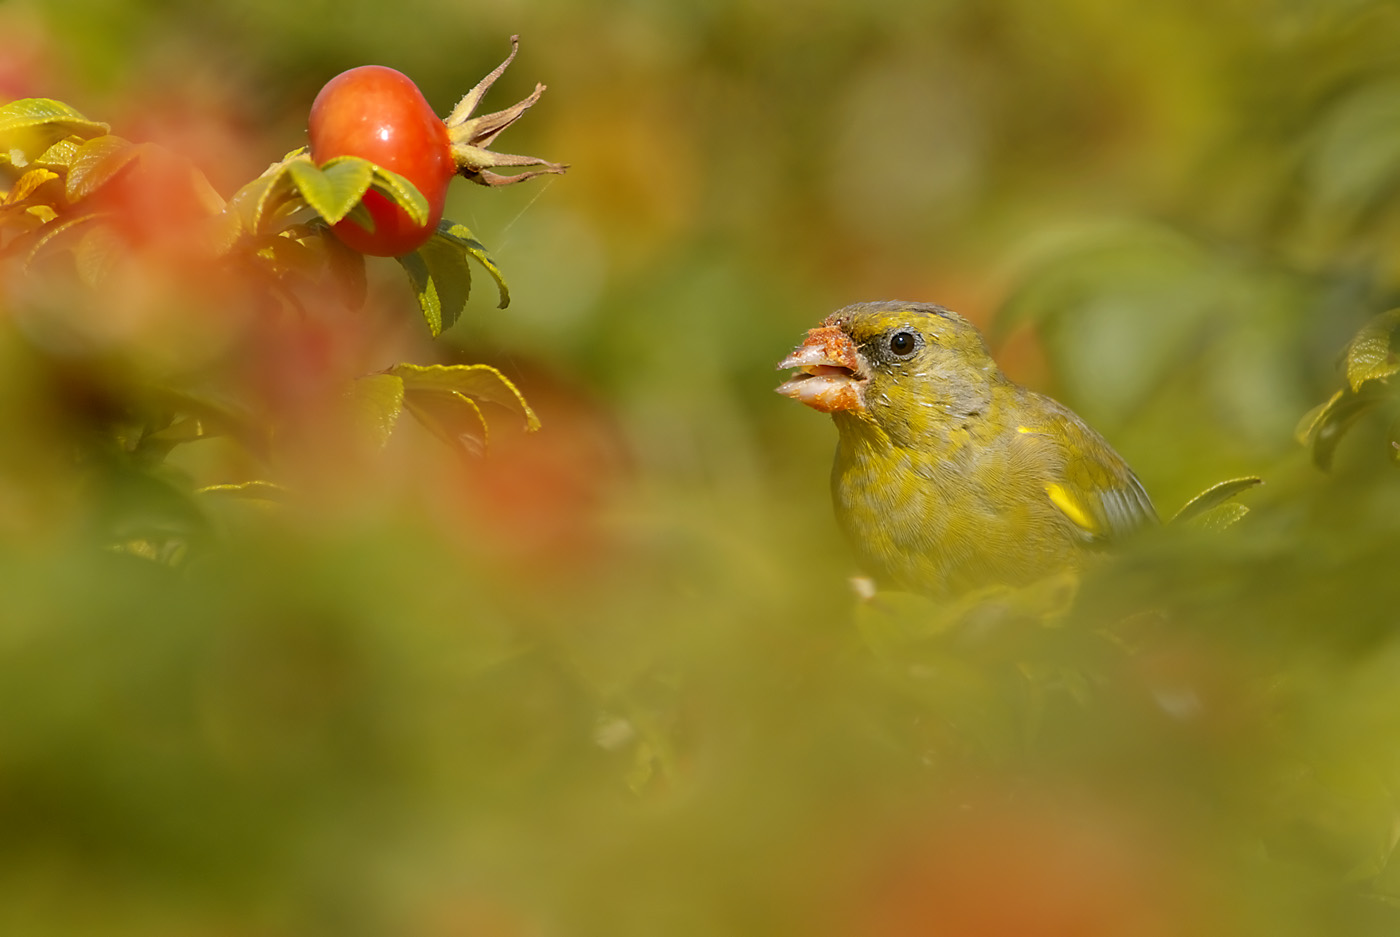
[308,35,566,256]
[445,35,568,187]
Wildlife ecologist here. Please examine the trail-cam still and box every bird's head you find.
[776,301,1003,432]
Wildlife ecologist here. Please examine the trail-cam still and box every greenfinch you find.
[777,301,1156,597]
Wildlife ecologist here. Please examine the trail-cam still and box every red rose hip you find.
[308,65,454,256]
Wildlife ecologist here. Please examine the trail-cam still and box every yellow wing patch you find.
[1045,483,1099,536]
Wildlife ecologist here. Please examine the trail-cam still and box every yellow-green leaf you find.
[205,202,245,257]
[198,480,286,503]
[23,212,103,270]
[0,198,56,235]
[411,234,474,334]
[225,171,282,237]
[1170,476,1263,525]
[253,233,320,278]
[435,220,511,309]
[0,98,109,168]
[359,362,538,457]
[398,221,514,333]
[65,135,143,203]
[0,98,108,137]
[403,388,489,455]
[1185,502,1251,532]
[1295,392,1338,448]
[347,373,406,449]
[1296,385,1388,470]
[321,228,368,310]
[287,155,373,226]
[75,222,124,288]
[342,201,375,233]
[3,167,59,206]
[145,417,214,445]
[395,250,442,335]
[368,164,429,228]
[390,362,539,431]
[1346,308,1400,392]
[32,136,83,170]
[224,151,309,237]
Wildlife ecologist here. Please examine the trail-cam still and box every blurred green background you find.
[4,0,1400,934]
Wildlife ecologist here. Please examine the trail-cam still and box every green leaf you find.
[74,222,124,288]
[1170,476,1264,526]
[0,198,55,242]
[205,203,245,258]
[389,362,540,431]
[0,98,107,136]
[1345,308,1400,392]
[287,156,374,226]
[420,237,474,332]
[32,136,83,170]
[434,220,511,309]
[405,234,474,334]
[368,164,429,228]
[132,416,220,464]
[220,173,271,239]
[353,369,535,463]
[23,211,103,270]
[343,201,375,232]
[254,234,324,284]
[223,151,310,238]
[194,481,286,530]
[347,373,406,449]
[397,221,515,333]
[144,417,214,445]
[402,387,489,455]
[65,135,143,203]
[320,226,368,309]
[3,167,60,205]
[1184,502,1251,532]
[1296,386,1389,470]
[96,463,210,551]
[395,250,442,335]
[1296,391,1339,447]
[0,98,109,167]
[197,480,286,502]
[224,170,284,237]
[220,153,418,254]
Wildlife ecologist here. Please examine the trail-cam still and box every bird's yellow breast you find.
[831,405,1086,596]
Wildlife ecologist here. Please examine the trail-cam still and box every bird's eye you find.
[888,330,919,357]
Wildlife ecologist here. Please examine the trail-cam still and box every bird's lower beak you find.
[775,324,868,413]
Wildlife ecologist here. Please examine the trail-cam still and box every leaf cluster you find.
[0,99,218,276]
[1297,309,1400,469]
[0,96,543,560]
[2,97,512,332]
[350,362,539,456]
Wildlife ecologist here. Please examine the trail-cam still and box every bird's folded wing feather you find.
[1020,410,1158,541]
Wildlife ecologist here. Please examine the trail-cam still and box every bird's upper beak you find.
[775,324,868,413]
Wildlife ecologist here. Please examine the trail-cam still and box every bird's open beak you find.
[775,324,868,413]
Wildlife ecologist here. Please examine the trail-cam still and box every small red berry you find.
[308,65,454,256]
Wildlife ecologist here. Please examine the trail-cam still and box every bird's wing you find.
[1015,407,1158,542]
[1070,472,1157,541]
